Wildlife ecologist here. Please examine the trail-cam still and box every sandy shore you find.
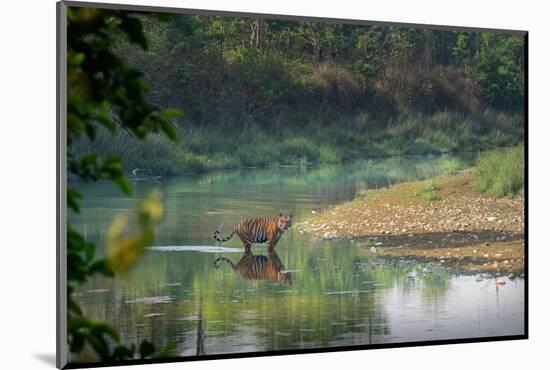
[299,169,525,275]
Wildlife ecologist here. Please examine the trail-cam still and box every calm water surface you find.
[71,157,524,358]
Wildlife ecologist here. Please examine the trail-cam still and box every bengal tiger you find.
[213,214,292,250]
[214,248,291,284]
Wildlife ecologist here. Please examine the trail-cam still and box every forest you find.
[72,12,525,175]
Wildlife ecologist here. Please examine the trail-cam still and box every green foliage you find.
[67,8,181,146]
[319,144,344,163]
[68,154,131,198]
[280,136,320,164]
[121,15,524,128]
[66,6,181,363]
[68,191,167,361]
[439,157,467,175]
[67,226,113,284]
[474,145,524,197]
[73,108,523,175]
[475,34,524,111]
[81,15,524,175]
[417,180,442,201]
[106,190,164,275]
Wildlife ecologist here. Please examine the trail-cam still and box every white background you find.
[1,0,547,369]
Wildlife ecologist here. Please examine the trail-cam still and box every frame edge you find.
[57,1,68,369]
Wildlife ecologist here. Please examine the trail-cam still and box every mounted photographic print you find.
[57,1,527,368]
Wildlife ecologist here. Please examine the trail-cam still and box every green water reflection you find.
[71,156,524,358]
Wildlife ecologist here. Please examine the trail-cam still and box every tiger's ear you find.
[279,213,282,217]
[289,214,293,219]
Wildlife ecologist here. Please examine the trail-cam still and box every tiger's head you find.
[277,213,293,231]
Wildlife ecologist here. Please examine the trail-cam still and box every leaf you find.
[112,344,135,361]
[153,13,173,22]
[68,315,91,331]
[139,340,156,359]
[160,120,177,141]
[106,190,164,275]
[161,108,184,119]
[157,341,178,358]
[85,123,97,141]
[91,321,120,342]
[67,188,81,213]
[86,331,110,361]
[68,52,85,66]
[89,259,114,277]
[119,17,148,50]
[68,297,83,316]
[139,190,164,223]
[107,215,144,275]
[114,176,132,196]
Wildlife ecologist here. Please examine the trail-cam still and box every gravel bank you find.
[299,169,525,274]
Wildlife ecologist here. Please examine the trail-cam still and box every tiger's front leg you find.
[267,233,282,251]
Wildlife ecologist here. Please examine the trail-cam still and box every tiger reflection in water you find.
[214,248,291,284]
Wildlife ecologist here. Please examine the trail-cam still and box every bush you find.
[280,136,320,164]
[319,144,343,163]
[417,180,442,201]
[309,63,364,105]
[474,145,524,197]
[439,157,467,175]
[73,108,523,176]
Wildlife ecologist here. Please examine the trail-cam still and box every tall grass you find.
[474,145,524,197]
[72,108,523,176]
[439,157,468,175]
[418,180,443,201]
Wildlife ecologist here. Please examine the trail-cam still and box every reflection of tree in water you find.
[196,292,205,355]
[230,253,394,350]
[191,156,473,190]
[417,271,453,310]
[75,234,457,355]
[214,248,291,284]
[370,257,454,313]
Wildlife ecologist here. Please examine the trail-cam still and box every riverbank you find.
[299,169,525,275]
[73,108,523,176]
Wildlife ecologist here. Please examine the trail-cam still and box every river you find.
[70,156,524,360]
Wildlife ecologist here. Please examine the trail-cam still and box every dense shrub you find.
[474,145,524,197]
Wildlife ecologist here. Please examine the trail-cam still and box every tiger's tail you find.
[213,229,236,242]
[214,256,235,269]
